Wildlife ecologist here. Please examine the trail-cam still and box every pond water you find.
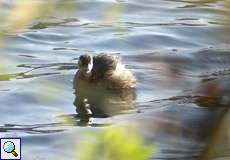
[0,0,230,159]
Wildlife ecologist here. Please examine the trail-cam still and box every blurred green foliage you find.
[0,0,76,34]
[77,126,154,160]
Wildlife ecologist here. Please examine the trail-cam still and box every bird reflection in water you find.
[73,54,136,123]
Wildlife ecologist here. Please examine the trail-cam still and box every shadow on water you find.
[0,72,60,81]
[0,62,77,81]
[30,18,79,30]
[0,114,113,134]
[17,62,77,71]
[0,123,64,134]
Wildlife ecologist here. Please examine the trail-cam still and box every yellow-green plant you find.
[77,126,154,160]
[0,0,75,33]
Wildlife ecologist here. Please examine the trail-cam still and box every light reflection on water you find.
[0,0,230,159]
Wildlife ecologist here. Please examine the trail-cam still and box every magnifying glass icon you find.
[3,141,18,157]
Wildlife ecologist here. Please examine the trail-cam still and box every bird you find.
[73,53,136,121]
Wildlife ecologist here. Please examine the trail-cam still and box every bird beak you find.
[87,61,93,73]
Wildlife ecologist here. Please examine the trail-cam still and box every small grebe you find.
[73,53,136,121]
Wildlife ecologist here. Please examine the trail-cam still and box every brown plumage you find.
[92,54,136,89]
[73,53,136,120]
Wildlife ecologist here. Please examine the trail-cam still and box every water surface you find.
[0,0,230,159]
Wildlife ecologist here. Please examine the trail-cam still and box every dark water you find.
[0,0,230,159]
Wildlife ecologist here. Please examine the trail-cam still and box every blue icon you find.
[1,138,21,160]
[3,141,18,157]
